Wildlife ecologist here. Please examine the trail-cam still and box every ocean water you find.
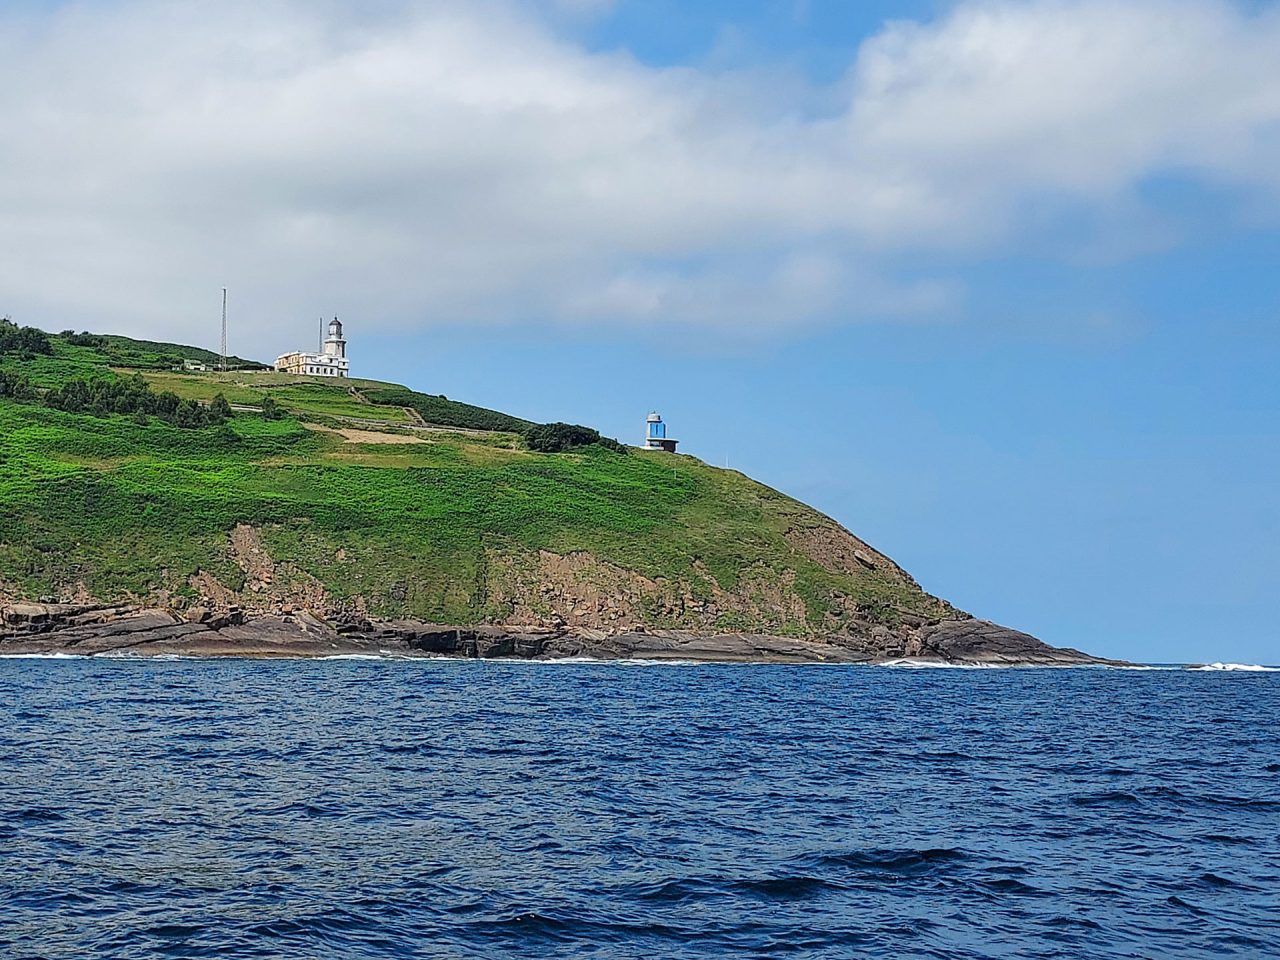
[1,660,1277,959]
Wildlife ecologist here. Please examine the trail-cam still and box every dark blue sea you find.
[1,659,1277,959]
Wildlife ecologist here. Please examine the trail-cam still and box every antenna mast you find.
[220,288,228,372]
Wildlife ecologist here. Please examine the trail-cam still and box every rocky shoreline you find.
[0,602,1116,665]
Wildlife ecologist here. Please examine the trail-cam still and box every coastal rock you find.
[0,602,1119,665]
[918,619,1112,665]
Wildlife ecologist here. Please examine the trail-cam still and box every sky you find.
[1,0,1278,664]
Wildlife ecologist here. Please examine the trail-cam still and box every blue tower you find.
[644,412,678,452]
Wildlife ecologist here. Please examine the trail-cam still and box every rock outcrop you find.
[0,602,1118,665]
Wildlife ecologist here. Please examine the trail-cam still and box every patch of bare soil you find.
[302,423,427,444]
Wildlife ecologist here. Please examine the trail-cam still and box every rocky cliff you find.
[0,601,1111,665]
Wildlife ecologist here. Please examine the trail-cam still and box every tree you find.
[260,395,281,420]
[173,399,206,428]
[209,393,232,423]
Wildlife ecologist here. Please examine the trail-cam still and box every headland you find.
[0,321,1113,666]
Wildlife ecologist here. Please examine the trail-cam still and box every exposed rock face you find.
[920,619,1108,665]
[143,524,958,641]
[785,523,914,587]
[0,602,1117,665]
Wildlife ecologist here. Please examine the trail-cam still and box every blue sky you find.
[2,0,1278,663]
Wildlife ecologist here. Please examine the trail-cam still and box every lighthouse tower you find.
[323,317,347,360]
[643,412,678,453]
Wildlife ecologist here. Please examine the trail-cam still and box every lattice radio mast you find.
[220,288,228,372]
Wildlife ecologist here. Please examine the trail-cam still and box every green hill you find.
[0,321,958,638]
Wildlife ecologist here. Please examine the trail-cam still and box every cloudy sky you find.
[3,0,1278,662]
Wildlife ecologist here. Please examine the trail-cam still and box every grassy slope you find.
[0,336,953,634]
[134,370,417,423]
[99,334,264,370]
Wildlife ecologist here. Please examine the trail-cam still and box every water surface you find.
[1,660,1277,958]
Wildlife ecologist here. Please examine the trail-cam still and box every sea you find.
[1,658,1277,959]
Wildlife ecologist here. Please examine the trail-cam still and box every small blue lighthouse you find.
[643,412,678,453]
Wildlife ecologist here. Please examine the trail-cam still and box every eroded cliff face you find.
[481,549,814,633]
[1,521,1110,664]
[134,522,958,644]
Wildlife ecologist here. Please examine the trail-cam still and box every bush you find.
[58,330,107,349]
[260,395,282,420]
[0,370,36,401]
[209,393,232,423]
[0,319,52,357]
[43,373,224,429]
[362,386,531,433]
[524,422,627,454]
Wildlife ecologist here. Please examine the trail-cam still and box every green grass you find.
[0,334,951,633]
[358,384,533,432]
[0,341,114,387]
[134,371,415,422]
[131,371,267,405]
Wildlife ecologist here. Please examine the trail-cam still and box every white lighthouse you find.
[643,412,678,452]
[275,317,350,377]
[323,317,346,361]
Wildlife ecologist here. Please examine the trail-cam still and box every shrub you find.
[362,386,531,433]
[0,370,36,401]
[42,372,223,429]
[524,422,627,454]
[0,319,52,357]
[59,330,107,349]
[596,436,628,455]
[260,395,281,420]
[209,393,232,423]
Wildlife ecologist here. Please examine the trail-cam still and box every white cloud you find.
[0,0,1278,354]
[845,0,1280,240]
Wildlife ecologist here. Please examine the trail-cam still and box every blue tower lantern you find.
[643,412,678,453]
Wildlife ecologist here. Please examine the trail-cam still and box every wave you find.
[877,659,1003,669]
[3,651,1274,671]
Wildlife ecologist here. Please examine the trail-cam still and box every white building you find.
[276,318,349,377]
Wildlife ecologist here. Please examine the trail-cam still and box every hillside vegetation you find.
[0,323,958,636]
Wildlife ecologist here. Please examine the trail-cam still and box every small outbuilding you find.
[643,412,678,453]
